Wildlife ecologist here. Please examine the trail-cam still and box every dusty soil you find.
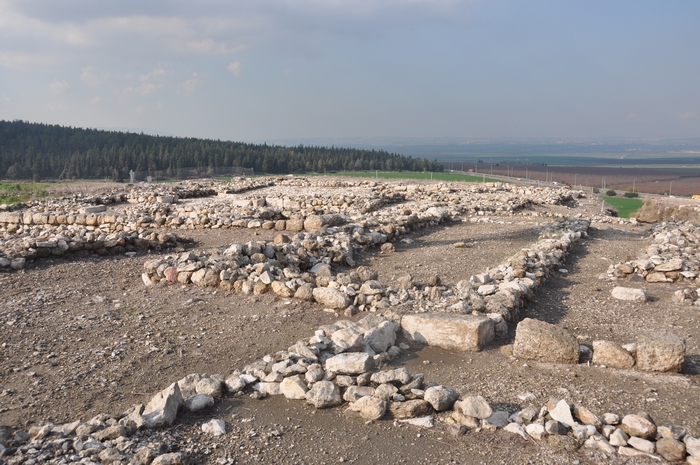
[1,184,699,464]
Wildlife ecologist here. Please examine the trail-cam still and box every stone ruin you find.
[0,177,699,464]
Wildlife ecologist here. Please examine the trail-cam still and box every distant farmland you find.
[440,160,700,196]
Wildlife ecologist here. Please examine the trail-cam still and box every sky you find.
[1,0,699,144]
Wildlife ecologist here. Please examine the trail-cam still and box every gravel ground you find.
[1,187,699,464]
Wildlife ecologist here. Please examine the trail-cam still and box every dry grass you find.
[635,198,700,223]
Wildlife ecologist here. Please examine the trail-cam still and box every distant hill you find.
[0,120,442,180]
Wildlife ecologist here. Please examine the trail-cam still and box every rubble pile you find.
[610,221,700,284]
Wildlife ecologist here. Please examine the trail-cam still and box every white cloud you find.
[0,51,54,70]
[679,111,697,120]
[81,66,107,86]
[182,73,199,96]
[227,61,243,78]
[89,96,101,105]
[120,66,166,97]
[49,79,69,94]
[136,66,165,95]
[624,112,640,121]
[184,39,246,55]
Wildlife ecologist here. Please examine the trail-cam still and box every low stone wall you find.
[0,226,187,269]
[3,314,696,464]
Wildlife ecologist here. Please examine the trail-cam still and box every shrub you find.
[623,192,639,198]
[605,190,617,196]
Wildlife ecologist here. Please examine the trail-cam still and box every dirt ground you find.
[1,184,699,464]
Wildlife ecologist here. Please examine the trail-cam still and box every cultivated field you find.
[1,176,700,464]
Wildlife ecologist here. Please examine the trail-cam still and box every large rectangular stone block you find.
[401,313,495,352]
[79,205,106,214]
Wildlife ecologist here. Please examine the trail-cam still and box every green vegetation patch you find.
[0,182,51,204]
[316,171,500,182]
[602,196,643,218]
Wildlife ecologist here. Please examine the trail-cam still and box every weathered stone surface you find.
[201,419,226,437]
[656,258,684,272]
[573,404,602,428]
[645,271,670,283]
[184,394,214,412]
[98,448,125,464]
[401,313,495,352]
[549,400,575,428]
[611,286,648,301]
[373,383,398,401]
[583,434,616,454]
[196,377,223,398]
[526,423,546,440]
[364,320,398,353]
[271,281,295,297]
[686,436,700,456]
[458,396,492,420]
[512,318,579,364]
[294,283,316,301]
[252,382,280,396]
[658,424,687,441]
[636,331,685,372]
[142,382,183,427]
[504,422,529,440]
[656,437,686,462]
[347,396,387,421]
[545,420,569,435]
[609,428,629,447]
[312,287,351,309]
[359,280,385,295]
[325,352,373,375]
[305,364,325,383]
[93,425,128,441]
[423,385,458,412]
[280,375,308,400]
[483,411,509,429]
[628,436,655,454]
[620,413,657,439]
[152,452,188,465]
[330,328,365,353]
[305,381,342,409]
[591,340,635,369]
[225,373,257,393]
[344,386,376,402]
[388,399,431,419]
[370,367,412,386]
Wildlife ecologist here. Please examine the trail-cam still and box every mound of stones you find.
[3,314,697,464]
[610,221,700,284]
[673,287,700,306]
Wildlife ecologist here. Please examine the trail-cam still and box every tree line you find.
[0,120,443,180]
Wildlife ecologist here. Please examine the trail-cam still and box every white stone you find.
[184,394,214,412]
[611,286,648,301]
[504,422,529,440]
[280,376,308,400]
[202,419,226,437]
[526,423,546,440]
[549,399,575,428]
[401,313,495,352]
[458,396,492,420]
[325,352,373,375]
